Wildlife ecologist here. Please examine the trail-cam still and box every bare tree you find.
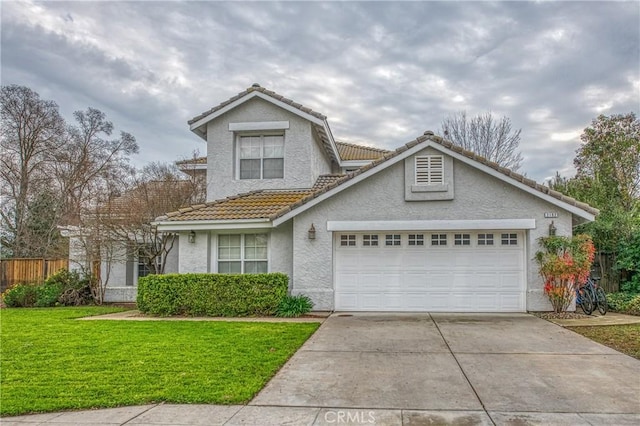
[440,111,523,171]
[53,107,139,226]
[118,162,197,276]
[0,85,66,257]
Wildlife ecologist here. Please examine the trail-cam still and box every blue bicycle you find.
[577,276,607,315]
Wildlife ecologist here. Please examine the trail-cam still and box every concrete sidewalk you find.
[6,403,640,425]
[78,310,330,323]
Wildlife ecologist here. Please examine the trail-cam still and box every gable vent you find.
[415,155,444,185]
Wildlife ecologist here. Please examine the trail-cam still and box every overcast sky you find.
[2,1,639,182]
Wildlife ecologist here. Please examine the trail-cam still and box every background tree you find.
[548,112,640,291]
[440,111,523,171]
[53,107,139,226]
[0,85,66,257]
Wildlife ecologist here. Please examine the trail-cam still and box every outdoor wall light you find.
[308,223,316,240]
[188,230,196,243]
[548,221,557,236]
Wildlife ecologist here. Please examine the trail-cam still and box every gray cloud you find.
[1,0,638,182]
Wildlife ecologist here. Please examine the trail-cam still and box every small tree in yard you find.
[535,235,595,313]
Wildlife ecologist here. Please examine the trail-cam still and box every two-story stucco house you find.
[151,83,597,312]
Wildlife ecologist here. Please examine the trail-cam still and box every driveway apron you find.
[251,313,640,420]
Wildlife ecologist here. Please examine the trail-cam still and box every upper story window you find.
[238,134,284,180]
[415,155,444,185]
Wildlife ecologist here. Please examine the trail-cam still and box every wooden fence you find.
[0,258,69,293]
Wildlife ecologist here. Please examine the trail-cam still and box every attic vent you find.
[415,155,444,185]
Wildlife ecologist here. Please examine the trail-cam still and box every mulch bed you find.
[531,311,591,320]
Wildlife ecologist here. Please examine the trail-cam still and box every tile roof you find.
[336,141,390,161]
[161,190,315,221]
[158,132,598,223]
[188,84,326,125]
[312,174,346,190]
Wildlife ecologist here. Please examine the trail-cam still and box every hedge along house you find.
[153,84,597,312]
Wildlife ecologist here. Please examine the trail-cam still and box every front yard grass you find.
[568,324,640,360]
[0,307,319,416]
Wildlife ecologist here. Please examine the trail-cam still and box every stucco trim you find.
[327,219,537,231]
[156,219,272,231]
[228,121,290,131]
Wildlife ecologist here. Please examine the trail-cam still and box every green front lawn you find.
[568,324,640,360]
[0,307,319,416]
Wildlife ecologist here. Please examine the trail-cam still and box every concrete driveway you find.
[251,313,640,425]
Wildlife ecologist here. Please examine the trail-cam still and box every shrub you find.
[1,269,93,308]
[45,269,93,306]
[607,292,640,316]
[535,234,595,313]
[137,273,288,317]
[2,284,38,307]
[616,231,640,291]
[607,292,637,312]
[34,282,63,307]
[276,294,314,318]
[626,295,640,315]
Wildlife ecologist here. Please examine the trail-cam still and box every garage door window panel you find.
[478,233,494,246]
[501,233,518,246]
[340,234,357,247]
[454,234,471,246]
[408,234,424,246]
[431,234,447,246]
[385,234,402,246]
[363,235,379,247]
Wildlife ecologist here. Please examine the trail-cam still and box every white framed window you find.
[238,134,284,180]
[408,234,424,246]
[478,233,494,246]
[218,234,268,273]
[501,233,518,246]
[431,234,447,246]
[385,234,401,246]
[363,235,379,247]
[415,155,444,185]
[454,233,471,246]
[340,235,356,247]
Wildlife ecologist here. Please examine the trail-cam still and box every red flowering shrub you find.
[535,235,595,313]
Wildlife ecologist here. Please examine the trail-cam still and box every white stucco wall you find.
[290,149,574,311]
[164,238,180,273]
[178,231,210,273]
[67,236,88,273]
[205,98,332,201]
[270,220,294,286]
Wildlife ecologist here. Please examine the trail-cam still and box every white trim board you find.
[229,121,290,131]
[327,219,536,232]
[155,219,272,232]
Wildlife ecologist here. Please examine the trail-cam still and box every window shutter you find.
[415,155,444,185]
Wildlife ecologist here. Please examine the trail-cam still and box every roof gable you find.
[188,84,341,164]
[272,132,598,225]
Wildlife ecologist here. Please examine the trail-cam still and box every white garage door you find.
[335,231,526,312]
